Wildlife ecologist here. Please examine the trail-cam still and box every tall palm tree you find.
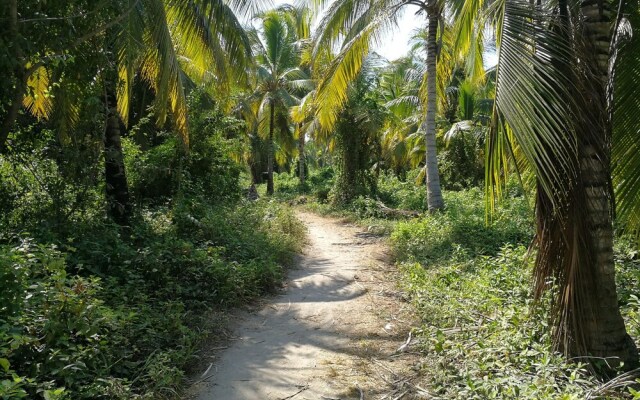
[310,0,450,211]
[485,0,640,368]
[245,10,311,195]
[278,4,316,186]
[377,56,423,177]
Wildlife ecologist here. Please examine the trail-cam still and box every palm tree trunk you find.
[104,87,131,225]
[573,0,638,368]
[422,9,444,212]
[266,100,275,195]
[0,78,25,153]
[576,142,637,368]
[0,0,23,153]
[298,124,306,186]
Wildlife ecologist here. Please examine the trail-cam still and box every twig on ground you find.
[396,331,412,353]
[392,390,409,400]
[190,365,218,385]
[200,363,213,377]
[355,383,365,399]
[279,385,309,400]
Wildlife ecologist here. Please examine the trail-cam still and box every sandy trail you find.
[190,211,419,400]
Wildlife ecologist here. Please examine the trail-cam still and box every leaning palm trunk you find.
[267,100,275,195]
[422,8,444,212]
[573,0,637,367]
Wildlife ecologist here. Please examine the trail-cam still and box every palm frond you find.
[22,65,53,120]
[115,0,144,125]
[612,6,640,238]
[489,0,577,207]
[314,5,399,130]
[140,0,189,146]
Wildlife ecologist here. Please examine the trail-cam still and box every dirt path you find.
[189,211,420,400]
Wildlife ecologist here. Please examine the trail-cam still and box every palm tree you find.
[485,0,640,368]
[310,0,451,212]
[331,56,386,204]
[245,10,311,195]
[376,56,423,178]
[278,4,316,187]
[15,0,264,223]
[421,3,444,210]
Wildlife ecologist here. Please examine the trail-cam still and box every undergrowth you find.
[0,200,303,399]
[290,169,640,399]
[391,189,640,399]
[0,97,305,400]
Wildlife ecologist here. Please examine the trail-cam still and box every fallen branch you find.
[376,201,421,218]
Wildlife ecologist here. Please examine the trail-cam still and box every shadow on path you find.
[189,211,418,400]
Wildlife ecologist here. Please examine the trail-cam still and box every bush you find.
[377,170,427,211]
[0,131,102,239]
[398,245,597,399]
[272,167,335,203]
[437,129,485,191]
[391,188,533,262]
[308,167,334,202]
[127,96,244,205]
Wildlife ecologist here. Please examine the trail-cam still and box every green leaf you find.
[0,358,9,373]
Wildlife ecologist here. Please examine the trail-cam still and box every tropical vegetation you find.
[1,0,639,398]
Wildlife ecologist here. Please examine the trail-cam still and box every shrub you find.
[377,170,427,211]
[398,245,597,399]
[0,198,304,399]
[391,188,533,262]
[390,188,640,398]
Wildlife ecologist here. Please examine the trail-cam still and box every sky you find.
[371,5,425,60]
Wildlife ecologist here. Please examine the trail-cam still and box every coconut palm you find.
[331,56,386,205]
[376,56,423,177]
[14,0,265,223]
[375,24,489,185]
[278,4,316,186]
[485,0,640,368]
[310,0,450,211]
[244,10,312,195]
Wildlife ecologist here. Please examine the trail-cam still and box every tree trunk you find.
[104,88,131,225]
[576,143,637,369]
[422,9,444,212]
[574,0,638,368]
[266,100,275,195]
[0,78,25,153]
[0,0,23,153]
[298,124,306,186]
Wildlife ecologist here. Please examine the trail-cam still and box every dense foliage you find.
[0,89,304,398]
[393,191,640,398]
[2,0,640,398]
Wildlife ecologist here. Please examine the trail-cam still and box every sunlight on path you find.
[189,212,418,400]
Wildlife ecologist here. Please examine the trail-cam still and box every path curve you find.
[190,211,418,400]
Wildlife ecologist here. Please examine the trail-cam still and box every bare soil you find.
[188,211,423,400]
